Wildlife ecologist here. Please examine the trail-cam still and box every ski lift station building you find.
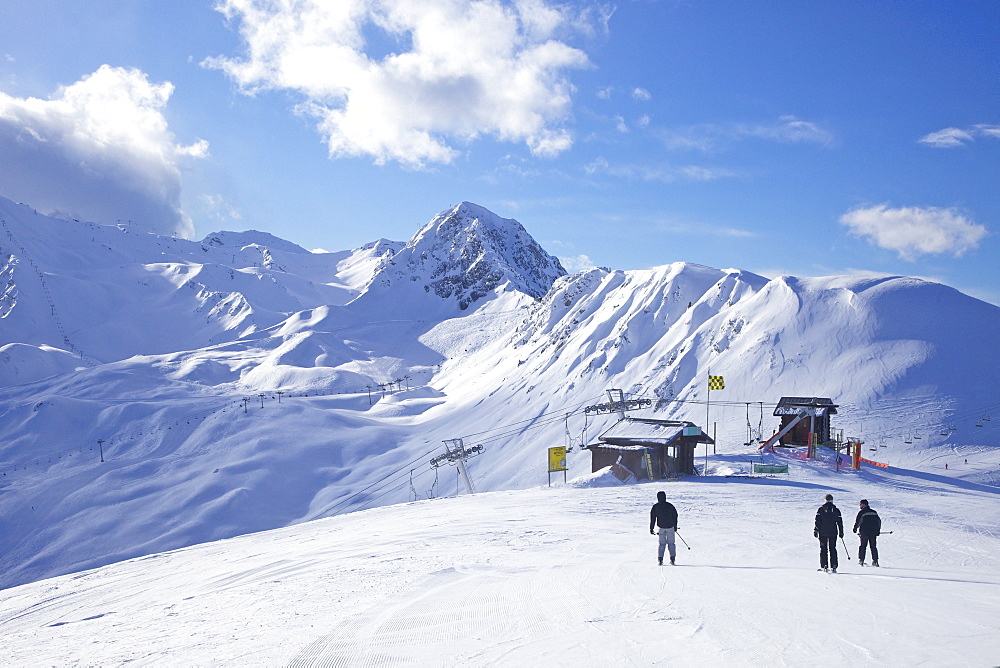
[773,397,839,446]
[584,418,713,479]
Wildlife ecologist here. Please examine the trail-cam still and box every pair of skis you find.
[818,563,882,572]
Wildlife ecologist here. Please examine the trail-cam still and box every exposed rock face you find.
[367,202,566,310]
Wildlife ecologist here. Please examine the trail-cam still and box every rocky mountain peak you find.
[366,202,566,309]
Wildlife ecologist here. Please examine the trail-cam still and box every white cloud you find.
[840,204,988,261]
[632,87,650,101]
[558,253,596,273]
[614,115,628,133]
[919,124,1000,147]
[657,115,834,151]
[918,127,973,148]
[584,156,738,183]
[200,194,243,223]
[0,65,206,237]
[754,115,833,144]
[596,86,613,100]
[206,0,597,168]
[975,124,1000,140]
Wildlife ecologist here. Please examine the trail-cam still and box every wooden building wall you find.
[590,443,697,478]
[779,415,832,446]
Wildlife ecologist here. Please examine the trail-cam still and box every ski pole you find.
[840,535,851,560]
[676,530,691,550]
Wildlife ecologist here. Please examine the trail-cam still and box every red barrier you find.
[859,457,888,469]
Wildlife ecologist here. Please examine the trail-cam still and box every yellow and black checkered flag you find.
[708,375,725,390]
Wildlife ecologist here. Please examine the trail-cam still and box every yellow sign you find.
[548,446,567,472]
[708,375,725,390]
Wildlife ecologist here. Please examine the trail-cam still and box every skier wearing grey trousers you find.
[650,491,678,565]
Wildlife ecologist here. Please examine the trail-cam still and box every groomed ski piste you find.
[1,446,998,666]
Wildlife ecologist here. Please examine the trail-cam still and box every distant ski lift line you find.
[309,441,446,520]
[455,392,785,451]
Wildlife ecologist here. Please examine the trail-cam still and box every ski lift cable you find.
[340,457,456,516]
[309,442,445,520]
[631,390,779,409]
[461,411,578,449]
[348,478,413,515]
[844,399,1000,443]
[455,394,606,441]
[315,465,431,520]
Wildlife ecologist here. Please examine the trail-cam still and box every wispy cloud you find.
[840,204,988,260]
[206,0,606,168]
[655,115,834,152]
[584,156,738,183]
[591,211,756,240]
[975,124,1000,140]
[919,124,1000,148]
[0,65,207,237]
[558,253,596,272]
[200,194,243,223]
[632,87,651,101]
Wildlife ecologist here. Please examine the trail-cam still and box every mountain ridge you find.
[0,194,997,590]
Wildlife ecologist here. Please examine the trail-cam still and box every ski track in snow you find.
[2,454,999,666]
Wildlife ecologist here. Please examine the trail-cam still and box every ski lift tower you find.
[429,438,484,495]
[584,389,652,419]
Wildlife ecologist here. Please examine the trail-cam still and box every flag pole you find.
[705,372,711,475]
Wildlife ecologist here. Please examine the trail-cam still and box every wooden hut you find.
[773,397,838,446]
[584,417,713,479]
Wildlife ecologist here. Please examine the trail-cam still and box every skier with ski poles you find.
[814,493,843,572]
[650,491,678,566]
[853,499,881,566]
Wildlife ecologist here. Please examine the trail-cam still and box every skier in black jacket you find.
[853,499,881,566]
[814,493,843,572]
[650,491,678,565]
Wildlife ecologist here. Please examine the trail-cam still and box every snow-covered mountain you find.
[1,194,998,591]
[354,201,566,315]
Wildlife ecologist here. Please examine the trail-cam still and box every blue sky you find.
[1,0,997,303]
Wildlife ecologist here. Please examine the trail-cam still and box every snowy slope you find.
[1,455,998,665]
[0,197,391,371]
[1,195,998,594]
